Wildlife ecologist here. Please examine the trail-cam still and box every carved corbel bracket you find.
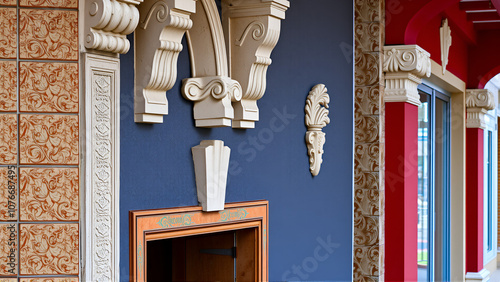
[222,0,290,128]
[192,140,231,212]
[182,76,242,127]
[305,84,330,176]
[84,0,142,54]
[466,89,496,129]
[134,0,196,123]
[383,45,431,106]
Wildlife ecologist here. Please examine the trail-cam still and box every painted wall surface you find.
[119,0,354,280]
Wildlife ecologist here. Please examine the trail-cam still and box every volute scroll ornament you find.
[305,84,330,177]
[466,89,496,129]
[84,0,143,54]
[383,45,431,106]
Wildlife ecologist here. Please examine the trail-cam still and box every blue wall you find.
[120,0,354,280]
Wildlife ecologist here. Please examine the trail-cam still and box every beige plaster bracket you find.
[223,0,290,128]
[466,89,496,129]
[84,0,143,54]
[134,0,196,123]
[383,45,431,106]
[181,0,241,127]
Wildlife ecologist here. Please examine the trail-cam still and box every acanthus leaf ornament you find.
[305,84,330,176]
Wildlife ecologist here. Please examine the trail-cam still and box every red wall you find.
[384,0,500,88]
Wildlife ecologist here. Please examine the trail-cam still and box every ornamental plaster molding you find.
[134,0,196,123]
[305,84,330,176]
[383,45,431,106]
[182,76,242,127]
[180,0,238,127]
[84,0,142,54]
[83,54,120,281]
[440,18,452,75]
[466,89,496,129]
[192,140,231,211]
[222,0,290,128]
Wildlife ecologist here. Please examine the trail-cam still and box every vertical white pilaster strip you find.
[84,54,120,281]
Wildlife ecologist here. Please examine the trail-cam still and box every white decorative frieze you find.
[84,0,142,54]
[466,89,496,129]
[440,18,452,75]
[192,140,231,211]
[84,54,120,281]
[135,0,196,123]
[222,0,290,128]
[383,45,431,106]
[181,0,241,127]
[305,84,330,176]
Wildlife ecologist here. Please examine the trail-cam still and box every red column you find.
[466,128,484,273]
[385,102,419,281]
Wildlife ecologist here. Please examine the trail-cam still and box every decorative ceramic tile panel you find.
[0,114,17,165]
[355,52,380,87]
[355,188,380,216]
[354,143,380,172]
[19,223,79,275]
[20,0,77,8]
[0,8,17,59]
[19,9,78,60]
[20,278,78,282]
[355,86,380,116]
[353,246,380,278]
[19,114,78,165]
[0,167,17,221]
[355,116,379,143]
[355,0,382,23]
[0,223,17,276]
[0,278,18,282]
[0,0,16,6]
[355,22,381,52]
[20,168,79,221]
[0,61,17,112]
[20,62,79,113]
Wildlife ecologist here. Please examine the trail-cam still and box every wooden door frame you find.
[129,200,268,282]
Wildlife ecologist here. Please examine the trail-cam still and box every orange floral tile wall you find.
[0,0,79,279]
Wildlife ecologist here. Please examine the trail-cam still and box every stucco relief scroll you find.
[305,84,330,176]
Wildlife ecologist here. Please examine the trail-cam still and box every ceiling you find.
[460,0,500,30]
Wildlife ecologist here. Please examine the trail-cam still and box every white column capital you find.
[383,45,431,106]
[466,89,495,129]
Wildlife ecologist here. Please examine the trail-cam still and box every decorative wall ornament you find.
[466,89,496,129]
[84,0,143,54]
[84,54,120,281]
[182,76,242,127]
[181,0,241,127]
[222,0,290,128]
[135,0,196,123]
[440,18,452,75]
[305,84,330,176]
[383,45,431,106]
[192,140,231,211]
